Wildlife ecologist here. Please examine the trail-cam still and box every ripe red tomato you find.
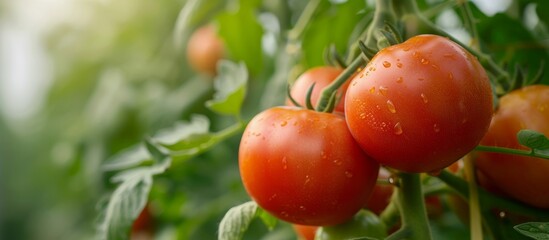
[345,34,493,173]
[475,85,549,209]
[286,66,348,113]
[239,107,379,225]
[186,24,225,76]
[293,224,317,240]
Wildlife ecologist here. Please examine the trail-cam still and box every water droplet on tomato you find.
[357,67,363,73]
[280,211,289,217]
[443,53,455,59]
[304,175,311,184]
[386,100,396,113]
[412,51,419,57]
[360,73,364,78]
[369,86,376,93]
[498,211,506,218]
[333,159,342,165]
[359,113,366,119]
[394,122,403,135]
[388,175,397,185]
[280,120,288,127]
[421,58,429,65]
[299,206,306,211]
[345,171,353,178]
[431,64,439,69]
[420,93,428,103]
[418,78,424,81]
[396,77,403,83]
[396,62,403,68]
[269,194,277,201]
[383,61,391,68]
[379,86,388,96]
[282,157,288,169]
[433,124,440,133]
[448,72,454,80]
[321,151,327,159]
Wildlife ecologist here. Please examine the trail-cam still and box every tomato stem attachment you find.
[387,172,433,240]
[286,85,303,108]
[305,82,316,110]
[315,56,365,112]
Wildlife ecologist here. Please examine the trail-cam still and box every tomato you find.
[186,24,225,76]
[315,210,387,240]
[475,85,549,209]
[239,107,379,225]
[364,168,393,215]
[345,34,493,173]
[286,66,348,113]
[293,224,317,240]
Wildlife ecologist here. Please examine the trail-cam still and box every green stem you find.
[458,0,480,50]
[287,0,321,41]
[464,155,483,240]
[316,0,399,112]
[389,173,433,240]
[315,56,365,112]
[475,145,549,159]
[437,170,549,220]
[365,0,397,49]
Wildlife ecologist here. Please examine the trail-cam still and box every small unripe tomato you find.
[186,24,225,76]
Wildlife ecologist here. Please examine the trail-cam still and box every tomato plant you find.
[286,66,348,113]
[186,24,225,76]
[345,34,493,173]
[7,0,549,240]
[239,107,379,225]
[475,85,549,209]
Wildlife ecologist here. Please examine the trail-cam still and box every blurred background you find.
[0,0,546,239]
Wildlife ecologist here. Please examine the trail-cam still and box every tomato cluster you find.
[239,34,496,229]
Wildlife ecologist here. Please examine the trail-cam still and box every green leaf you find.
[102,144,151,171]
[144,138,171,166]
[218,201,259,240]
[257,208,278,231]
[205,61,248,116]
[97,171,153,240]
[517,129,549,151]
[216,5,264,75]
[514,222,549,239]
[153,115,210,145]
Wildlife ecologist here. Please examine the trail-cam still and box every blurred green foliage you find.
[0,0,547,239]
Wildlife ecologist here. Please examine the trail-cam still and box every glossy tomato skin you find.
[186,24,224,76]
[345,34,493,173]
[287,66,348,113]
[239,107,379,226]
[475,85,549,209]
